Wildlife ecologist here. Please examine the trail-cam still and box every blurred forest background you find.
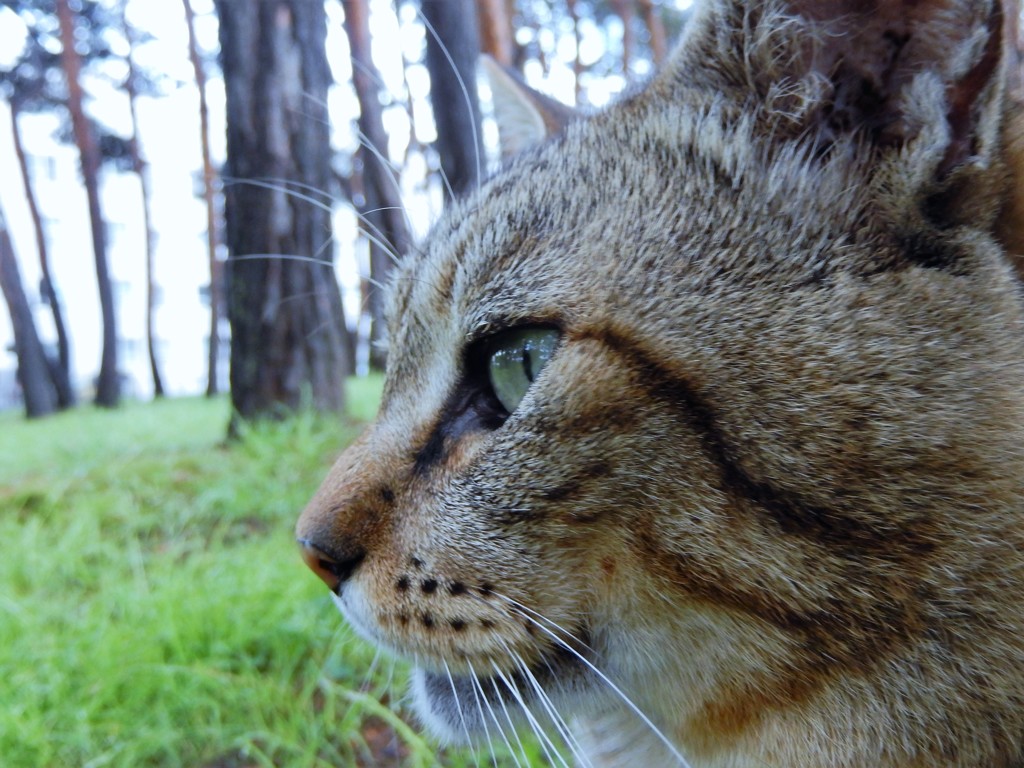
[0,0,691,425]
[0,1,693,766]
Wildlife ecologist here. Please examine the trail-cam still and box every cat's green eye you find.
[487,328,560,414]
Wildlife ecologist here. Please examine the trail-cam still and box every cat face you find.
[298,0,1024,764]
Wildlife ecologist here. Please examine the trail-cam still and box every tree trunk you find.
[610,0,635,75]
[56,0,120,408]
[637,0,667,67]
[506,0,527,71]
[342,0,411,371]
[477,0,514,67]
[9,102,75,408]
[566,0,582,102]
[0,205,57,418]
[183,0,223,398]
[122,2,165,399]
[419,0,484,198]
[215,0,348,428]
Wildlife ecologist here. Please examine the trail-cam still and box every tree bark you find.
[566,0,582,102]
[216,0,348,427]
[419,0,484,198]
[0,205,57,418]
[342,0,411,371]
[56,0,120,407]
[122,2,165,399]
[610,0,636,75]
[477,0,514,67]
[183,0,223,398]
[9,101,75,408]
[637,0,667,67]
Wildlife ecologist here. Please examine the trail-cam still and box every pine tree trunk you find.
[477,0,514,67]
[420,0,484,198]
[56,0,120,408]
[215,0,348,427]
[566,0,582,101]
[610,0,635,75]
[637,0,667,67]
[342,0,411,372]
[183,0,222,398]
[0,205,57,418]
[122,3,165,399]
[9,102,75,408]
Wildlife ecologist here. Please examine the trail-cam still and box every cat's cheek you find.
[328,584,384,647]
[330,575,433,660]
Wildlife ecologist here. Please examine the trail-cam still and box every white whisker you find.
[415,8,482,191]
[233,175,336,202]
[354,218,404,268]
[230,252,334,268]
[350,56,397,101]
[467,659,522,767]
[219,173,409,267]
[512,614,694,768]
[486,673,530,768]
[490,657,570,768]
[353,128,416,237]
[515,653,591,768]
[428,145,459,203]
[464,662,500,768]
[443,659,480,766]
[309,228,338,264]
[489,593,594,652]
[502,644,582,768]
[220,176,337,215]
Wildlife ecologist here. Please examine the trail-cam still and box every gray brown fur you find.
[298,0,1024,764]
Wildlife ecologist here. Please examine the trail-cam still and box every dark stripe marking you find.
[574,326,934,554]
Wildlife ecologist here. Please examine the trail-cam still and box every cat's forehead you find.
[389,99,871,348]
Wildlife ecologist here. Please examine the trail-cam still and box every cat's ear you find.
[995,102,1024,273]
[791,0,1002,174]
[479,56,576,156]
[677,0,1006,216]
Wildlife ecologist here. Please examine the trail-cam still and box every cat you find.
[297,0,1024,765]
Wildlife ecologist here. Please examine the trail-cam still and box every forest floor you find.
[0,379,544,767]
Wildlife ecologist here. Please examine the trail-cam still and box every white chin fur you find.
[409,667,470,744]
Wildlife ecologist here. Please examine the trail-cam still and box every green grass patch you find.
[0,378,550,767]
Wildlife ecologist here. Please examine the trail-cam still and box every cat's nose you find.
[298,539,366,592]
[296,429,389,592]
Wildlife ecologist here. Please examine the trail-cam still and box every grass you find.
[0,377,546,768]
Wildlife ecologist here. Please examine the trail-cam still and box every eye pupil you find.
[485,327,559,416]
[522,346,534,383]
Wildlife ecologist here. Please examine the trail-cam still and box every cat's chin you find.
[410,641,593,742]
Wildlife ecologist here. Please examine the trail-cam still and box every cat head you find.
[298,0,1024,763]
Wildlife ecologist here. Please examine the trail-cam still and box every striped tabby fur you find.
[298,0,1024,764]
